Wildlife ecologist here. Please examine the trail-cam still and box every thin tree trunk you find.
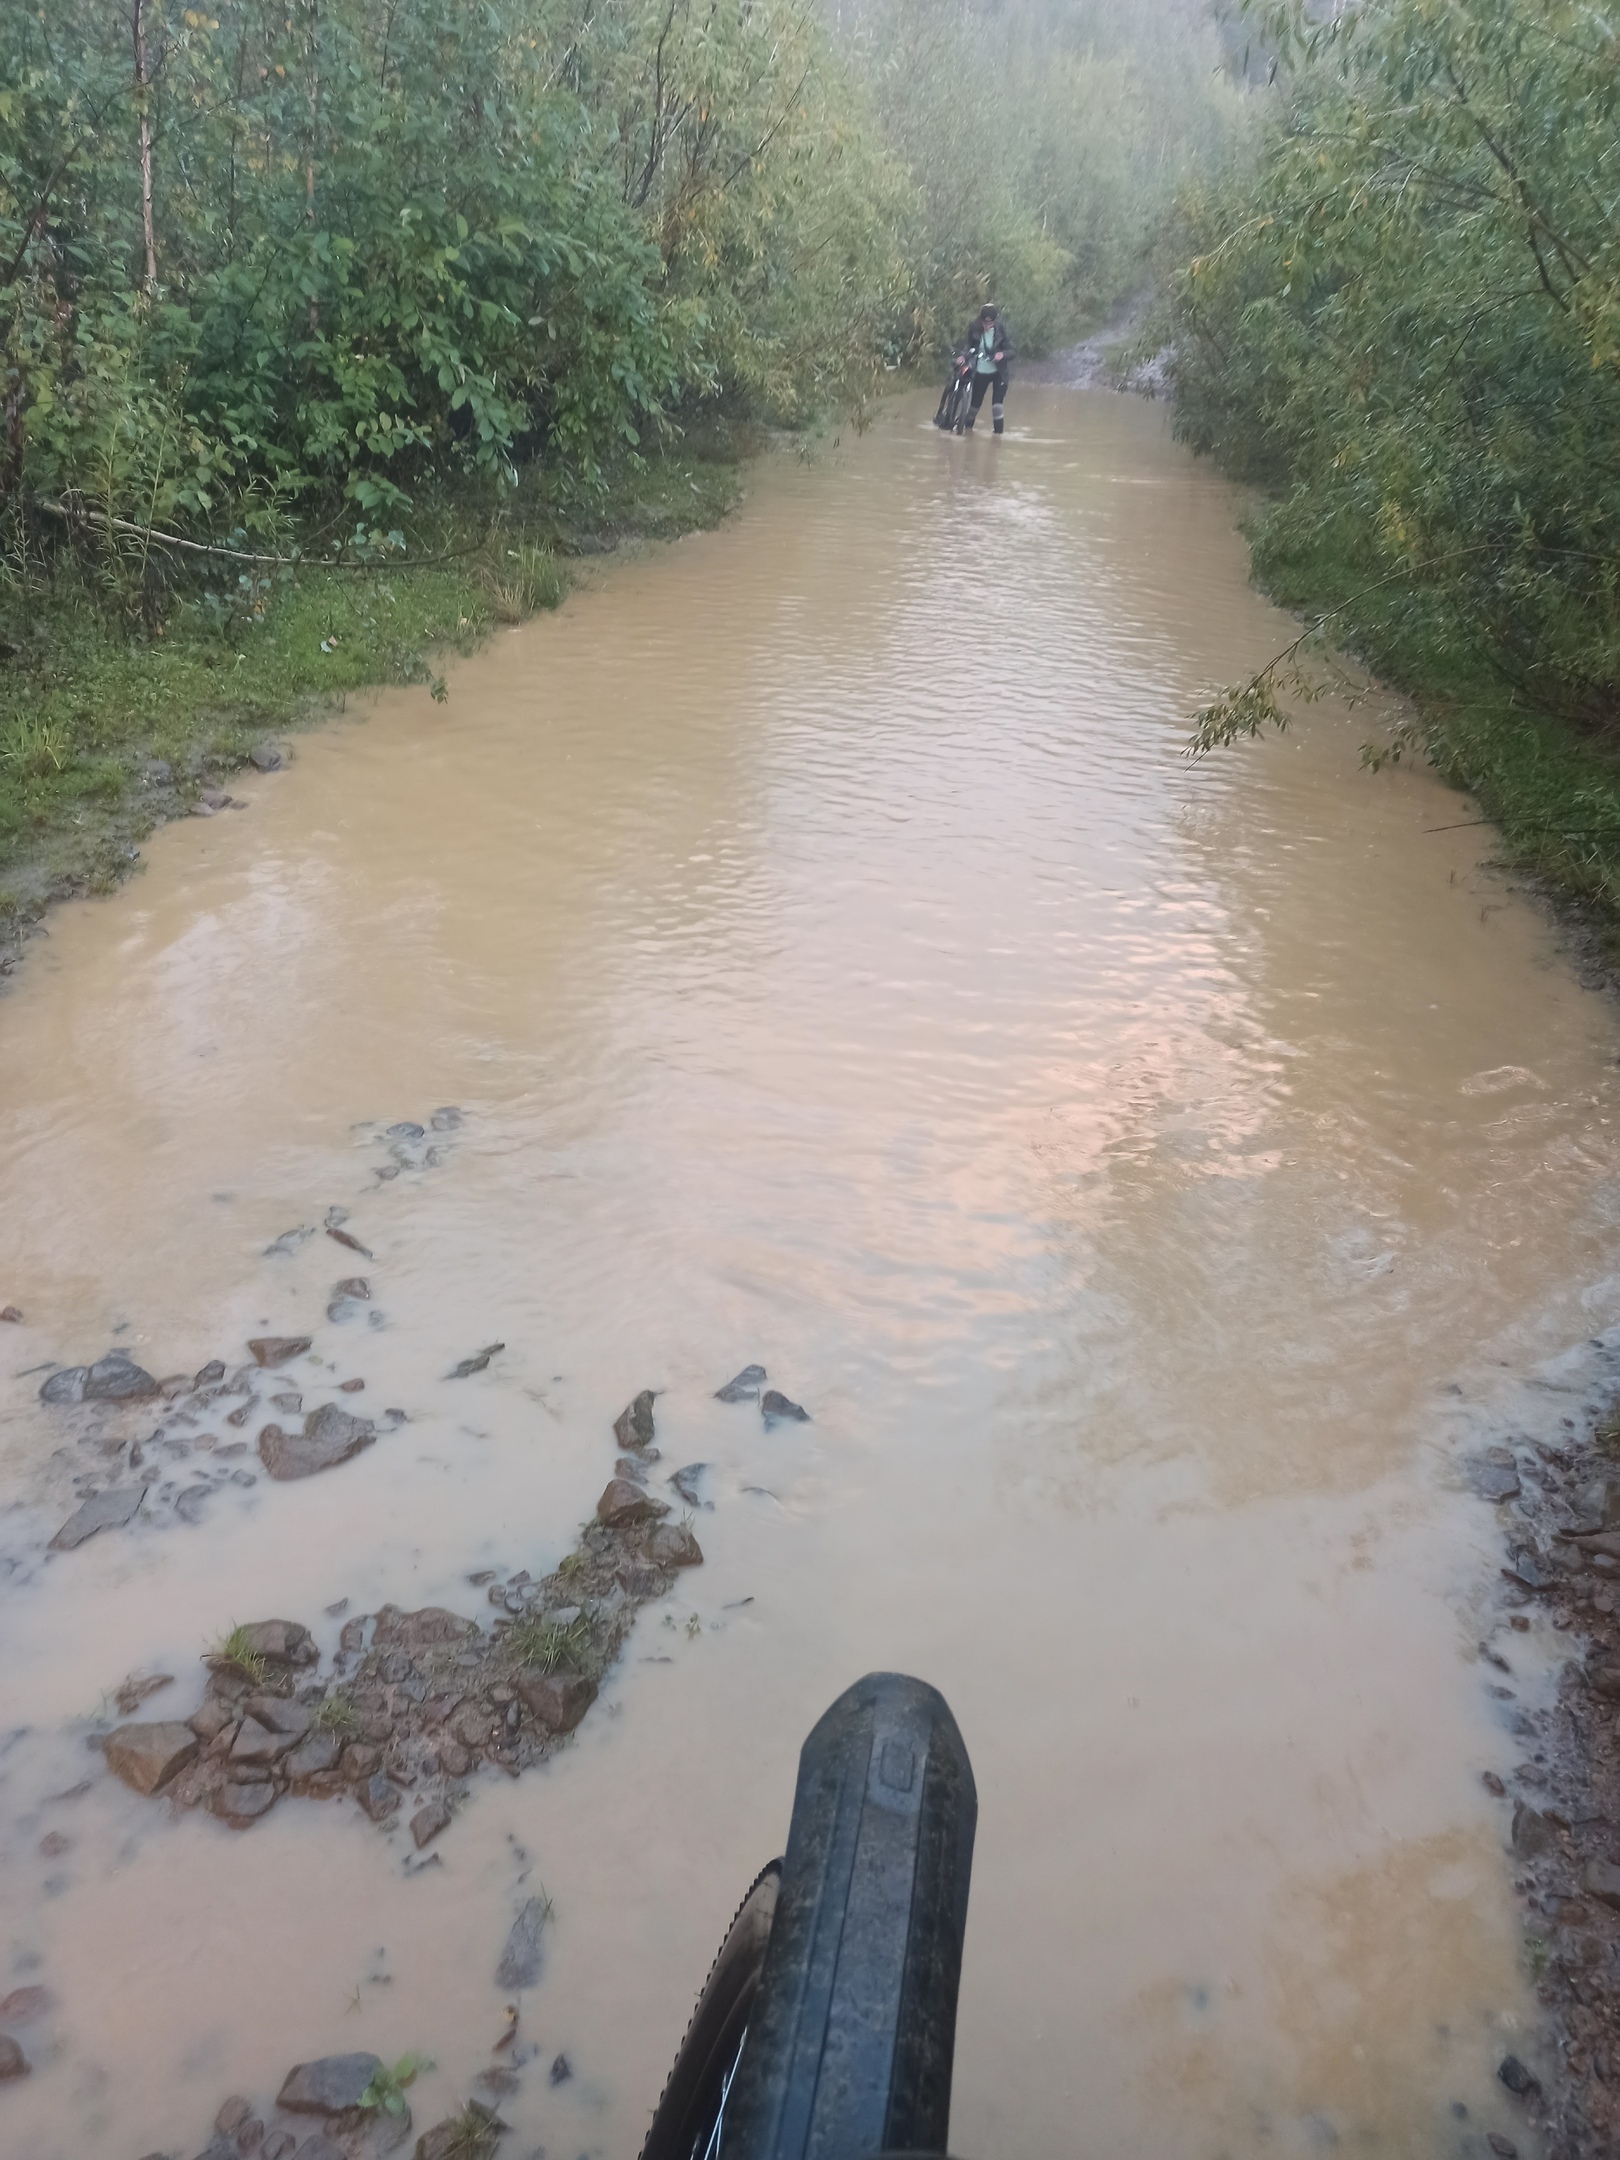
[306,0,319,329]
[132,0,156,293]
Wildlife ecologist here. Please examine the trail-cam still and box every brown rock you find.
[411,1800,452,1849]
[210,1779,277,1826]
[357,1773,400,1822]
[333,1277,369,1300]
[514,1669,597,1733]
[1587,1663,1620,1701]
[247,1335,312,1367]
[597,1478,668,1530]
[82,1351,161,1401]
[613,1389,657,1451]
[216,2094,252,2136]
[277,2053,383,2113]
[647,1523,704,1569]
[372,1605,480,1651]
[1511,1803,1555,1858]
[0,1987,48,2023]
[616,1558,666,1598]
[230,1718,300,1768]
[259,1404,376,1480]
[0,1306,22,1324]
[243,1694,313,1738]
[49,1484,148,1551]
[341,1744,381,1780]
[0,2035,28,2079]
[234,1619,317,1666]
[1584,1858,1620,1909]
[285,1732,342,1782]
[102,1721,199,1795]
[339,1377,366,1393]
[438,1741,472,1778]
[453,1705,495,1750]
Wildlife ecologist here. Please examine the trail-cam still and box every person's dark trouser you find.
[965,368,1008,431]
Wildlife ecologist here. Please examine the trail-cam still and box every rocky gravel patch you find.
[1471,1400,1620,2157]
[94,1391,706,1841]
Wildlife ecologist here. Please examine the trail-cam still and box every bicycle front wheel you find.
[640,1861,782,2160]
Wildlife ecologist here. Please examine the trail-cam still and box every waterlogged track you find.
[2,390,1619,2158]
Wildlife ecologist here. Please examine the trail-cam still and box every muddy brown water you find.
[4,389,1620,2160]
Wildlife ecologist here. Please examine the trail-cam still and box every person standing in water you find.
[962,303,1013,434]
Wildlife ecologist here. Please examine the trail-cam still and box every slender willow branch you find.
[34,498,496,570]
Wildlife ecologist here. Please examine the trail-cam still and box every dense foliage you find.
[1166,0,1620,746]
[0,0,1244,581]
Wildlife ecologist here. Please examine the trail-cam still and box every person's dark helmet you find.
[980,303,998,320]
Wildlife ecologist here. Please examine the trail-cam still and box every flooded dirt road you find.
[4,388,1620,2160]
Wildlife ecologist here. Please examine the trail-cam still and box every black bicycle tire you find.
[639,1860,783,2160]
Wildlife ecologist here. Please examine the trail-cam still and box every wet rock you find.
[1497,2056,1540,2100]
[292,2141,347,2160]
[335,1277,369,1301]
[39,1366,88,1405]
[327,1225,373,1257]
[1504,1546,1556,1592]
[1511,1803,1555,1857]
[339,1377,366,1393]
[613,1390,657,1450]
[114,1672,174,1716]
[715,1365,766,1403]
[669,1463,709,1507]
[357,1773,400,1822]
[430,1107,462,1131]
[342,1744,381,1780]
[411,1800,451,1849]
[0,1987,48,2023]
[597,1478,668,1530]
[245,1694,314,1736]
[647,1523,704,1569]
[248,1336,312,1368]
[0,1305,23,1324]
[248,741,284,772]
[761,1389,809,1425]
[448,1343,504,1379]
[387,1122,426,1141]
[0,2035,28,2079]
[217,2096,252,2137]
[49,1483,147,1550]
[416,2107,504,2160]
[373,1606,481,1652]
[616,1558,666,1598]
[495,1897,549,1988]
[230,1718,299,1768]
[513,1669,597,1733]
[1469,1459,1522,1503]
[1482,1770,1506,1796]
[1583,1858,1620,1909]
[190,1698,238,1742]
[1486,2137,1517,2159]
[103,1721,199,1795]
[285,1732,342,1782]
[264,1226,314,1257]
[195,1359,227,1385]
[175,1483,212,1524]
[260,1404,376,1480]
[235,1619,317,1666]
[209,1779,276,1826]
[1586,1661,1620,1702]
[549,2053,572,2086]
[271,1393,303,1413]
[278,2054,385,2114]
[83,1350,161,1401]
[262,2140,295,2160]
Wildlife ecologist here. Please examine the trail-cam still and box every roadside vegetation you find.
[1161,0,1620,951]
[0,0,1244,952]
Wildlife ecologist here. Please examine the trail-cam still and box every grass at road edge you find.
[1247,520,1620,969]
[0,437,750,977]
